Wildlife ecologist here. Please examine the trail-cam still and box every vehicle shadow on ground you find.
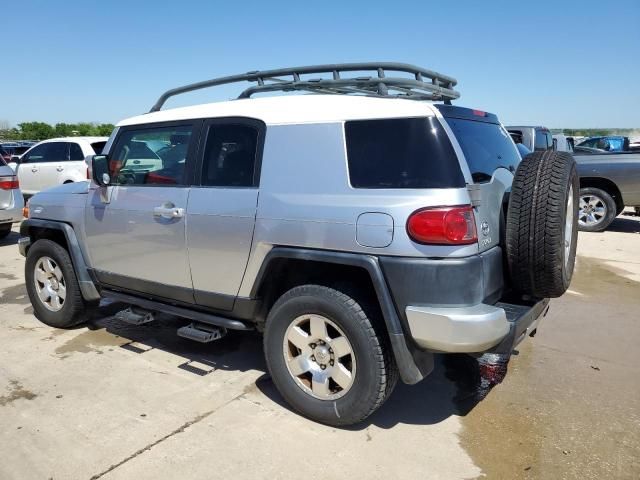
[608,215,640,234]
[86,301,267,375]
[84,300,497,428]
[0,230,20,247]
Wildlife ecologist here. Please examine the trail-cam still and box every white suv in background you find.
[11,137,108,195]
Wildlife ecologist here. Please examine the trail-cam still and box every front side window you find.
[23,143,65,163]
[109,125,193,186]
[201,124,259,187]
[345,117,465,189]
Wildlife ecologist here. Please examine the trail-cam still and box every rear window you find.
[445,118,520,183]
[345,117,465,189]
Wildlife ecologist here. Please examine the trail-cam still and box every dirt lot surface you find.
[1,211,639,479]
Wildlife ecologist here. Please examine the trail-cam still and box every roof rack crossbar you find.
[149,62,459,112]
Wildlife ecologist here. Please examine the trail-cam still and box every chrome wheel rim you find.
[34,256,66,312]
[564,186,574,268]
[579,194,606,227]
[283,314,356,400]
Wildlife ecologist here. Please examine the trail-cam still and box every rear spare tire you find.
[506,151,579,298]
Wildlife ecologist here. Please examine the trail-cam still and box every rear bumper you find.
[0,194,24,225]
[406,298,549,353]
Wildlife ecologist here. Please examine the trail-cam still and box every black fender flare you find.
[251,247,434,384]
[20,219,101,301]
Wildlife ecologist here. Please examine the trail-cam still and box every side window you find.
[109,125,193,186]
[69,143,85,160]
[41,142,69,162]
[22,143,51,163]
[201,124,259,187]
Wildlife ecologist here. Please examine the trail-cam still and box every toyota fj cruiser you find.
[18,63,579,426]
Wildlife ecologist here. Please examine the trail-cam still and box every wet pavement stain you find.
[0,380,38,406]
[55,328,128,356]
[0,282,30,306]
[458,256,640,479]
[0,272,18,281]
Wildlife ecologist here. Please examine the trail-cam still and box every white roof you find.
[36,136,109,144]
[117,95,438,127]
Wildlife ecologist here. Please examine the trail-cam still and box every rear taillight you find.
[407,205,477,245]
[0,175,19,190]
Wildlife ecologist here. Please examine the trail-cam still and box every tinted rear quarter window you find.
[345,117,464,189]
[445,118,520,183]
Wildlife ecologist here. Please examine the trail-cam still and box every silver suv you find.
[18,64,579,426]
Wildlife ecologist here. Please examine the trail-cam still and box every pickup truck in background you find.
[574,146,640,231]
[506,126,555,152]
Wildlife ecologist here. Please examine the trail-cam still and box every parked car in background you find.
[1,142,35,159]
[575,136,639,153]
[506,126,555,152]
[0,146,10,163]
[574,147,640,231]
[0,155,25,239]
[10,137,108,195]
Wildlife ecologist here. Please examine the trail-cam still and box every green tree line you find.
[0,122,115,141]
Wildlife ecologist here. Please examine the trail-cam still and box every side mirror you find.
[91,155,111,186]
[12,155,23,164]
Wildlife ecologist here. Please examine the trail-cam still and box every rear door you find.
[84,121,201,303]
[186,118,264,310]
[36,141,69,191]
[439,108,521,253]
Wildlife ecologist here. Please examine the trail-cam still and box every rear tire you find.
[264,284,396,426]
[0,224,11,239]
[578,187,616,232]
[25,239,88,328]
[506,151,579,298]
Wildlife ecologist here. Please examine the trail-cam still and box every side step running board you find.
[102,289,253,331]
[178,323,227,343]
[115,307,155,325]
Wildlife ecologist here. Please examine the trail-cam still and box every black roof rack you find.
[149,62,459,112]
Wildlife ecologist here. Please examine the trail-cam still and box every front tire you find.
[25,239,88,328]
[578,187,616,232]
[264,285,396,426]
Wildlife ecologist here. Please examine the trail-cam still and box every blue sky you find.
[2,0,639,128]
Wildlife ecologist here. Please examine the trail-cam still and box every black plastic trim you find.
[20,219,101,301]
[93,269,196,304]
[251,247,433,384]
[194,289,235,311]
[489,298,550,354]
[379,247,504,324]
